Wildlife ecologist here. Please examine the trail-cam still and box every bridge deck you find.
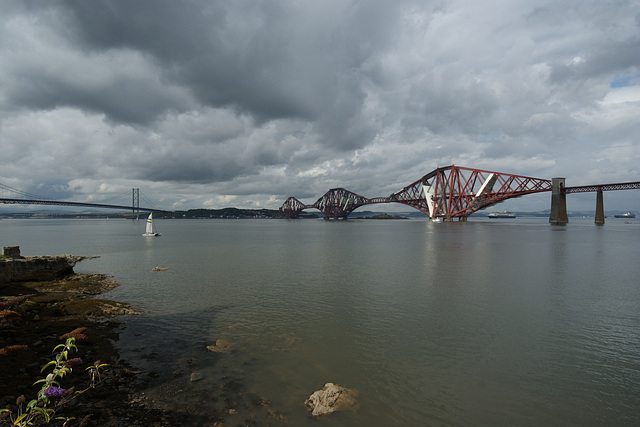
[563,181,640,193]
[0,198,167,213]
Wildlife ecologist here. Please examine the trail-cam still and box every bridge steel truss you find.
[391,166,552,220]
[280,165,553,220]
[280,197,308,219]
[313,188,391,220]
[563,182,640,193]
[281,190,390,220]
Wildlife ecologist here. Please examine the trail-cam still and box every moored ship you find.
[487,211,516,218]
[614,212,635,218]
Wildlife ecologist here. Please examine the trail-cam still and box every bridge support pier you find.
[595,189,605,225]
[549,178,568,225]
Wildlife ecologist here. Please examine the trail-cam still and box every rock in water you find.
[304,382,358,416]
[205,339,234,353]
[0,252,86,284]
[190,372,204,382]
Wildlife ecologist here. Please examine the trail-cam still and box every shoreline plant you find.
[0,336,108,426]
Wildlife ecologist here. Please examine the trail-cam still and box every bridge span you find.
[281,165,552,220]
[281,165,640,223]
[0,187,167,217]
[549,178,640,225]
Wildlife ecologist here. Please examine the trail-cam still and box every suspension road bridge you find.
[280,165,640,224]
[0,185,167,217]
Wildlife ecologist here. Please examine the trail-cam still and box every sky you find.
[1,0,639,214]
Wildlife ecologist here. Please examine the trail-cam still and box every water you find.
[2,217,639,426]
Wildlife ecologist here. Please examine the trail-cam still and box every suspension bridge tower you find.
[132,188,140,219]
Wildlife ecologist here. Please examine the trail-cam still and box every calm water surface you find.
[2,217,639,426]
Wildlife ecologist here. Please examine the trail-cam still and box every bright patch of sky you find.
[610,74,640,87]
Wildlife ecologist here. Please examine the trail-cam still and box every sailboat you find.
[142,213,161,237]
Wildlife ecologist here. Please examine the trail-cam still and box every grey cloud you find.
[53,1,416,143]
[6,67,191,125]
[4,0,434,154]
[549,37,640,85]
[404,79,502,136]
[55,2,335,117]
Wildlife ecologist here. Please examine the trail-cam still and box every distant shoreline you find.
[0,207,635,220]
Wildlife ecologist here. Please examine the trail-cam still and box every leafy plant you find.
[86,361,109,388]
[0,336,108,426]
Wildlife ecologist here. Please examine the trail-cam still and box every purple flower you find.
[43,386,66,398]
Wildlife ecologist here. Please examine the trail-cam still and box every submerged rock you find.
[190,372,204,382]
[206,339,234,353]
[304,382,358,417]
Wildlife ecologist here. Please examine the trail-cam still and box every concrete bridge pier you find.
[595,188,605,225]
[549,178,568,225]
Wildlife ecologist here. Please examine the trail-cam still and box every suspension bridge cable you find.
[0,182,53,200]
[90,190,133,205]
[139,190,163,210]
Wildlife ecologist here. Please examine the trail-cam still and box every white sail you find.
[142,213,160,236]
[146,214,154,234]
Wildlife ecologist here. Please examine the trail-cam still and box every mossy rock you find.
[27,274,119,295]
[58,299,142,317]
[19,300,40,310]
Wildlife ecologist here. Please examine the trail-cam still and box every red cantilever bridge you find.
[281,165,553,220]
[280,165,640,221]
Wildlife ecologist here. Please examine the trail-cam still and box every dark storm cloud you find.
[49,0,409,135]
[6,64,190,125]
[0,0,420,161]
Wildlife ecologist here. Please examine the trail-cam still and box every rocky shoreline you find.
[1,249,356,426]
[0,251,192,426]
[0,246,87,284]
[0,283,181,426]
[0,252,294,426]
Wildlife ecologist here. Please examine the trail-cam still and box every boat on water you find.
[614,212,635,218]
[142,213,161,237]
[487,211,516,218]
[431,217,443,223]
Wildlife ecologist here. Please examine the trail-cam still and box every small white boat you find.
[142,213,161,237]
[431,217,442,223]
